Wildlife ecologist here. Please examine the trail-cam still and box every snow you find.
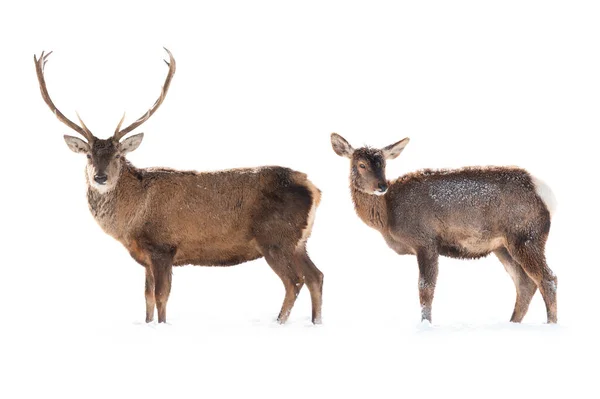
[428,177,501,207]
[2,1,600,398]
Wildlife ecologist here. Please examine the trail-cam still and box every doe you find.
[34,49,324,324]
[331,133,557,324]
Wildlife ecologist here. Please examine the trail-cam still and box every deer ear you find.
[120,133,144,154]
[64,135,89,154]
[382,137,410,160]
[331,133,354,158]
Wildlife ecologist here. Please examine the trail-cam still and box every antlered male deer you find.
[331,133,557,324]
[34,49,324,324]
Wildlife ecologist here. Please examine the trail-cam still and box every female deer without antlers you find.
[34,49,324,324]
[331,133,557,324]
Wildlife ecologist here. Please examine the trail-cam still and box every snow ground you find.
[2,1,599,398]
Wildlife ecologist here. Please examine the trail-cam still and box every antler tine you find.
[34,51,94,142]
[113,48,176,141]
[76,112,92,134]
[42,51,53,71]
[113,112,127,136]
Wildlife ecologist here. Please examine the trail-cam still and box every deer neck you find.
[351,186,388,231]
[86,161,143,239]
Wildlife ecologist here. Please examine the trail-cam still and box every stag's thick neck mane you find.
[86,160,143,239]
[351,186,388,231]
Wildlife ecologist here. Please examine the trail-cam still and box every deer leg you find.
[150,247,175,324]
[416,249,439,323]
[144,266,156,323]
[494,247,537,323]
[263,247,304,324]
[508,240,557,323]
[295,247,324,324]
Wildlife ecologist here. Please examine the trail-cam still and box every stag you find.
[34,49,323,324]
[331,133,557,324]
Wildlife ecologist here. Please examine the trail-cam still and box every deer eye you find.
[115,154,121,159]
[359,163,366,169]
[86,154,91,159]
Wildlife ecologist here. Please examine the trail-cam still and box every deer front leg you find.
[416,249,439,323]
[145,266,156,323]
[149,245,176,324]
[152,260,173,324]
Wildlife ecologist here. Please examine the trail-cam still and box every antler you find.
[113,48,176,141]
[34,51,95,142]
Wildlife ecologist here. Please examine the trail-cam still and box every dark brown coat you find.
[332,133,557,324]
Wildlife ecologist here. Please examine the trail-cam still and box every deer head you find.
[331,133,410,195]
[34,49,176,192]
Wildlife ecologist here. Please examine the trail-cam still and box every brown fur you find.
[331,133,557,324]
[88,162,324,324]
[34,49,324,324]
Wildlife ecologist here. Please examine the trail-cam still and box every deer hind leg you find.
[295,246,324,324]
[261,246,304,324]
[149,246,176,323]
[416,249,439,323]
[494,247,537,323]
[508,238,557,323]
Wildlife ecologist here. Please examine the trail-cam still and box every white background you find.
[1,1,599,398]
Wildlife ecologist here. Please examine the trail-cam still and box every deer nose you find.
[377,183,388,193]
[94,174,108,184]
